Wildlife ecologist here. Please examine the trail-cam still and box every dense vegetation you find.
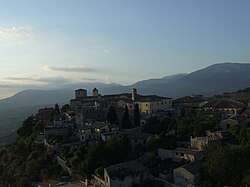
[202,144,250,187]
[62,134,131,178]
[0,114,132,186]
[0,116,62,187]
[144,110,250,186]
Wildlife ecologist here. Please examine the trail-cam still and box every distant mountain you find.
[0,89,74,109]
[0,85,119,134]
[0,89,74,134]
[1,62,250,134]
[101,62,250,98]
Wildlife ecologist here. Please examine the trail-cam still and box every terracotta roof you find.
[91,121,108,129]
[215,99,245,109]
[105,160,147,177]
[203,99,245,109]
[102,93,132,99]
[136,95,172,102]
[175,147,201,155]
[173,95,208,104]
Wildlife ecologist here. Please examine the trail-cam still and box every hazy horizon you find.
[1,1,250,99]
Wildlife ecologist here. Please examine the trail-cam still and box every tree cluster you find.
[202,144,250,187]
[176,110,220,141]
[62,134,131,178]
[0,116,62,187]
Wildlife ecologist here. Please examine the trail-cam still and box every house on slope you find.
[104,160,148,187]
[173,161,203,187]
[203,99,245,118]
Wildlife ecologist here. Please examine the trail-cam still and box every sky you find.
[0,0,250,99]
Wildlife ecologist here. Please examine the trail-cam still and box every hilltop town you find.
[0,87,250,187]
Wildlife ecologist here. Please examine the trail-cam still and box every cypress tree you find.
[133,103,140,127]
[106,105,118,124]
[122,105,131,129]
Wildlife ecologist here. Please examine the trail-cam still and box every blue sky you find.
[0,0,250,98]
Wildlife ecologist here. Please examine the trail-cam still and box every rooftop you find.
[203,99,245,109]
[175,147,203,157]
[173,95,208,104]
[91,121,108,129]
[136,95,172,102]
[105,160,147,178]
[182,161,203,175]
[75,89,87,91]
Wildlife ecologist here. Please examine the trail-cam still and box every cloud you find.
[1,76,72,87]
[38,77,71,84]
[104,76,111,84]
[3,77,35,81]
[104,48,110,53]
[0,27,32,38]
[45,65,96,73]
[0,75,105,89]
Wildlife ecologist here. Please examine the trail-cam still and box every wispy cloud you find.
[0,75,104,88]
[0,26,32,38]
[45,65,97,73]
[80,77,99,82]
[1,76,72,86]
[104,76,112,84]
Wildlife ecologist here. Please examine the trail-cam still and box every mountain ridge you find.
[1,62,250,133]
[1,62,250,103]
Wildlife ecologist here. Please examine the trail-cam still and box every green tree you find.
[176,109,206,141]
[106,106,118,124]
[203,144,250,186]
[133,103,140,127]
[144,117,173,134]
[14,177,31,187]
[54,103,60,115]
[17,115,36,137]
[229,125,250,145]
[122,105,131,129]
[26,159,42,180]
[61,104,70,113]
